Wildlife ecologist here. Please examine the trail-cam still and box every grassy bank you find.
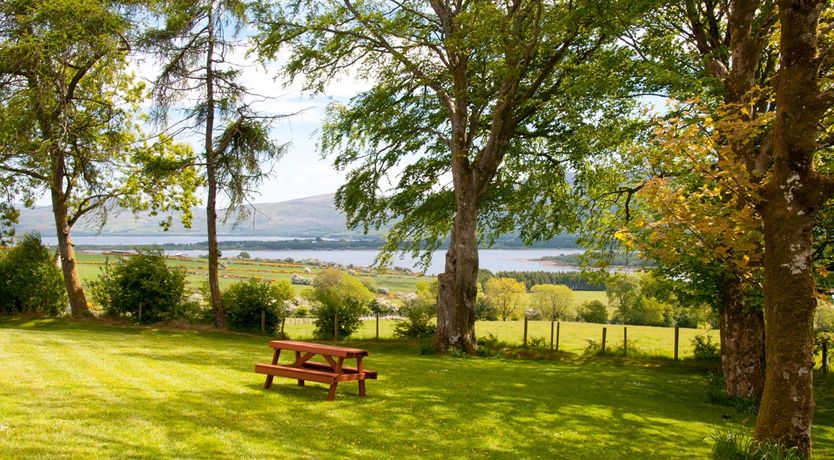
[4,318,830,459]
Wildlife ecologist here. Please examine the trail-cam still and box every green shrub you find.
[0,233,66,315]
[90,248,187,324]
[710,429,805,460]
[584,338,601,355]
[418,340,439,355]
[528,336,547,350]
[475,297,498,320]
[530,284,575,321]
[393,299,436,338]
[311,268,374,339]
[748,442,804,460]
[816,304,834,333]
[706,371,727,405]
[692,334,720,360]
[705,372,758,416]
[368,298,395,316]
[577,300,608,323]
[478,333,503,348]
[472,334,503,357]
[223,278,293,333]
[599,339,643,357]
[711,429,750,460]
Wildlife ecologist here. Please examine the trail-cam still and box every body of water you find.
[165,248,583,275]
[41,234,583,274]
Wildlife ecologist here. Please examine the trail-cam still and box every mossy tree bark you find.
[683,0,772,400]
[753,0,834,454]
[719,274,765,401]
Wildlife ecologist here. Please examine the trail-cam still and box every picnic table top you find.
[268,340,369,358]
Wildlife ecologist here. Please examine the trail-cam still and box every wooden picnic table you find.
[255,340,377,401]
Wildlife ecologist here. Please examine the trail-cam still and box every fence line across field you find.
[277,316,829,369]
[281,316,697,358]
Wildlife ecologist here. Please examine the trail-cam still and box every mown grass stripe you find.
[0,318,830,459]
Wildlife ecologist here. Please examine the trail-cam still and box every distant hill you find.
[15,193,580,249]
[14,193,375,238]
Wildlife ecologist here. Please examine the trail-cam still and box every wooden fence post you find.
[556,321,561,352]
[376,312,380,340]
[261,310,266,335]
[281,317,286,334]
[602,327,607,354]
[674,326,680,361]
[823,339,830,375]
[623,327,628,356]
[138,304,143,324]
[550,320,555,351]
[523,316,529,347]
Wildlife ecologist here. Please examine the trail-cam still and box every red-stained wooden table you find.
[255,340,377,400]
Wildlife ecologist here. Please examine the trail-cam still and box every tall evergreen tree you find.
[144,0,287,328]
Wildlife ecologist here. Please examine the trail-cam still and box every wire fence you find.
[276,316,727,359]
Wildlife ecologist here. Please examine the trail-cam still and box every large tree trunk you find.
[755,195,817,454]
[687,0,769,406]
[205,1,224,329]
[754,1,829,454]
[436,173,479,353]
[718,273,765,401]
[51,188,89,317]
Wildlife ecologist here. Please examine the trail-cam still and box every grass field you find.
[74,252,610,309]
[282,319,717,359]
[74,252,427,295]
[2,317,831,459]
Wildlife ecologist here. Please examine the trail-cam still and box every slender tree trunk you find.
[51,187,88,317]
[436,177,479,353]
[205,1,224,328]
[718,273,765,401]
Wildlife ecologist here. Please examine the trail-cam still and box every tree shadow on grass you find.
[812,373,834,454]
[4,318,832,458]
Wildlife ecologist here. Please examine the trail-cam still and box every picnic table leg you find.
[357,356,366,397]
[264,349,281,389]
[293,350,305,386]
[327,381,338,401]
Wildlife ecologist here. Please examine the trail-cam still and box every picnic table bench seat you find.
[255,340,376,400]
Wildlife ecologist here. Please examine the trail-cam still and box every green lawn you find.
[1,317,832,459]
